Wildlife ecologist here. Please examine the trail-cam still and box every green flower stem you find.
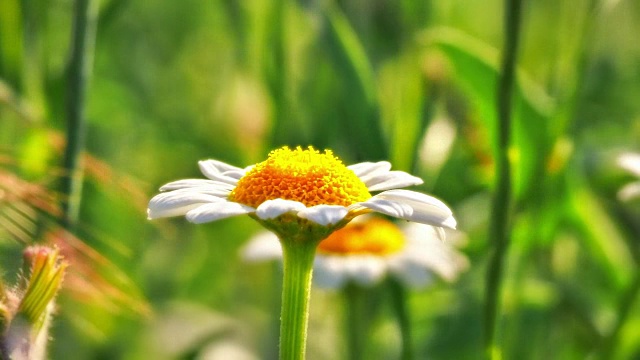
[278,238,317,360]
[388,279,412,360]
[484,0,523,358]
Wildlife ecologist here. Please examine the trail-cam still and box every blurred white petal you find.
[388,260,434,288]
[241,232,282,262]
[313,256,349,289]
[418,114,457,173]
[618,181,640,202]
[198,341,260,360]
[402,222,446,242]
[314,255,386,288]
[399,224,469,283]
[343,256,386,286]
[618,153,640,177]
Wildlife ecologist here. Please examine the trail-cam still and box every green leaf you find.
[567,179,634,288]
[323,4,386,160]
[0,0,23,89]
[424,28,556,199]
[378,54,425,171]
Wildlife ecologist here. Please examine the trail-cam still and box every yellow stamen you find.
[229,146,371,208]
[318,218,405,255]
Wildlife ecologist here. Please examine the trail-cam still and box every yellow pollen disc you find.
[229,146,371,208]
[317,218,405,255]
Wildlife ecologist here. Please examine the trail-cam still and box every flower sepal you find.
[1,246,67,360]
[252,212,350,245]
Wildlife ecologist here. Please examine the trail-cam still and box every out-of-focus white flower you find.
[617,152,640,202]
[242,216,469,289]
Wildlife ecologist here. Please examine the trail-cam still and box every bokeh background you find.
[1,0,640,359]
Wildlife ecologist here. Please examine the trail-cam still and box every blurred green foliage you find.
[1,0,639,359]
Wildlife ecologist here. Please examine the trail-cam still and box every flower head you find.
[148,146,456,237]
[617,152,640,202]
[229,147,371,208]
[243,216,469,289]
[148,146,458,359]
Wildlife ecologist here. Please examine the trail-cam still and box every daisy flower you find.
[148,146,456,236]
[147,145,457,360]
[618,152,640,202]
[243,216,469,289]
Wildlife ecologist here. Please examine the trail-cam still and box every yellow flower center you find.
[317,218,405,255]
[229,146,371,208]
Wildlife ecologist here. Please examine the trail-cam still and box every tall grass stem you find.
[388,278,413,360]
[61,0,98,229]
[344,284,366,360]
[484,0,523,358]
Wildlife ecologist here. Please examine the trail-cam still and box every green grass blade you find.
[424,28,555,200]
[323,4,386,160]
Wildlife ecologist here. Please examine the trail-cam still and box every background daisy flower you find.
[243,216,469,289]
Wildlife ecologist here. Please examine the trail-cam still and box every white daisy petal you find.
[345,256,387,286]
[351,198,413,219]
[222,170,247,180]
[429,226,447,241]
[198,160,245,185]
[348,161,391,179]
[199,172,242,185]
[402,222,447,242]
[185,201,254,224]
[313,256,349,289]
[297,205,348,226]
[618,153,640,177]
[241,213,468,290]
[159,179,235,192]
[171,187,232,198]
[256,199,306,220]
[360,189,456,228]
[415,245,469,282]
[241,232,282,261]
[148,191,224,219]
[364,171,424,191]
[199,159,244,174]
[315,255,386,288]
[374,189,452,214]
[388,259,434,288]
[398,225,469,282]
[618,181,640,202]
